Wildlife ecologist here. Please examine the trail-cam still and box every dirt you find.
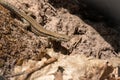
[0,0,120,80]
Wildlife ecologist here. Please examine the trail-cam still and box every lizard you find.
[0,0,70,41]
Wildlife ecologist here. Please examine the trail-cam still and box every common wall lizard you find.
[0,0,70,41]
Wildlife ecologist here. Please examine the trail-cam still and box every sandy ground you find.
[0,0,120,80]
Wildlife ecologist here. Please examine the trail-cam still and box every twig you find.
[20,57,57,80]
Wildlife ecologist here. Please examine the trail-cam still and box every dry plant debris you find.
[13,54,120,80]
[54,66,64,80]
[15,57,57,80]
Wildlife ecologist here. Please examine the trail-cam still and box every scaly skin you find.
[0,0,70,41]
